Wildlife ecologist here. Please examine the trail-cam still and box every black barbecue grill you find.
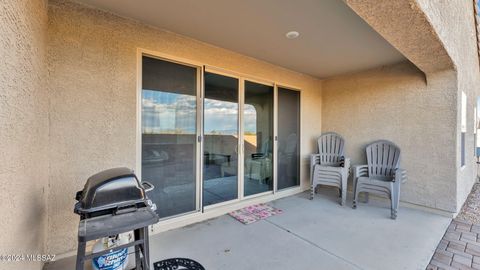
[74,167,159,270]
[74,167,155,219]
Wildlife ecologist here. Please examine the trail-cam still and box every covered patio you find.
[46,189,450,270]
[2,1,480,270]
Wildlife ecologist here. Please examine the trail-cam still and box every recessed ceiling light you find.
[285,31,300,39]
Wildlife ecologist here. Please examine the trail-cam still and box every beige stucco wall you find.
[322,62,458,212]
[324,0,480,214]
[344,0,455,74]
[47,0,322,255]
[416,0,480,213]
[339,0,480,214]
[0,0,49,270]
[2,0,475,261]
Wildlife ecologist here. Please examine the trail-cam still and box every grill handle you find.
[75,190,83,201]
[141,181,154,192]
[114,205,138,215]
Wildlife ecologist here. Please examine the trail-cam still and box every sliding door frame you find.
[136,48,204,221]
[202,66,243,210]
[242,78,275,200]
[275,84,302,191]
[202,67,278,207]
[136,49,304,232]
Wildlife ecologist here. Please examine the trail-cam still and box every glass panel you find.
[244,81,274,196]
[277,87,300,190]
[141,56,197,218]
[203,73,239,206]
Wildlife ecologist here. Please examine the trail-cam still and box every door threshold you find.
[150,186,306,235]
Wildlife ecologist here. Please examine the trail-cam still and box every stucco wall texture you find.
[2,0,479,261]
[338,0,480,213]
[322,62,458,212]
[0,0,49,270]
[47,0,322,255]
[417,0,480,213]
[345,0,455,74]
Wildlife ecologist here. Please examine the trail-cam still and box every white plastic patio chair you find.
[310,132,350,206]
[245,139,272,183]
[352,140,407,219]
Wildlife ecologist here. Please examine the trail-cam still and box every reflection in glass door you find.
[244,81,274,196]
[277,87,300,190]
[141,56,198,219]
[203,73,239,206]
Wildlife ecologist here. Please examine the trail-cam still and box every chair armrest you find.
[339,156,351,169]
[394,168,407,183]
[352,165,368,179]
[251,153,265,159]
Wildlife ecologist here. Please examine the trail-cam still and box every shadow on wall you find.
[320,61,458,212]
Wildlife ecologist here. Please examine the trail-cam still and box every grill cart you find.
[74,167,159,270]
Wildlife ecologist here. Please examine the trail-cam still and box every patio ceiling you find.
[73,0,407,79]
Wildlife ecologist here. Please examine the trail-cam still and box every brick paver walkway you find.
[427,219,480,269]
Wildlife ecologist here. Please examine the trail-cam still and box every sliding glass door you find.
[203,72,239,206]
[277,87,301,190]
[141,54,301,216]
[243,81,274,196]
[141,55,199,219]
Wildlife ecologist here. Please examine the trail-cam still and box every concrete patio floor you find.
[46,189,451,270]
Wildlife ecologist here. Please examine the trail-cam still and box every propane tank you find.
[92,234,130,270]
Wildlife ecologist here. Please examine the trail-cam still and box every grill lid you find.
[75,167,148,215]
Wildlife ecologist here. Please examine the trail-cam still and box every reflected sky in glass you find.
[204,98,238,135]
[142,89,196,134]
[143,89,257,134]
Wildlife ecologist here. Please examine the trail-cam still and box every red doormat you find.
[229,203,283,224]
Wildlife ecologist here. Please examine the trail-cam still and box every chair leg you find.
[353,182,358,209]
[391,181,401,220]
[310,184,315,200]
[340,177,347,206]
[390,193,397,220]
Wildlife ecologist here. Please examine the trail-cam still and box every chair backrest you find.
[260,138,271,156]
[366,140,401,180]
[317,132,345,166]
